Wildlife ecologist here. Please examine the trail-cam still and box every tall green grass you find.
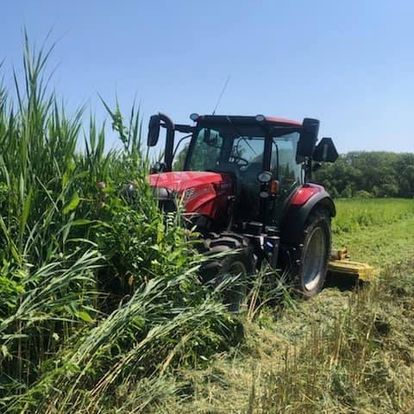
[0,36,235,413]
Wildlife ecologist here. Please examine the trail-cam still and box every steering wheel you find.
[230,155,249,168]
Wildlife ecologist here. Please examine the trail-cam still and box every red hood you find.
[148,171,229,192]
[149,171,234,221]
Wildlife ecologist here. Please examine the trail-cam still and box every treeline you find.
[314,151,414,198]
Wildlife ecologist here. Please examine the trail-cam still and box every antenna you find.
[212,75,231,115]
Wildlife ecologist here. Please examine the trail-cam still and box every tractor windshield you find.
[187,128,225,171]
[186,126,267,173]
[184,126,301,182]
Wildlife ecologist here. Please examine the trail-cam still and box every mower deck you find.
[328,249,377,282]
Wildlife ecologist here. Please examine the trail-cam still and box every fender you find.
[280,184,336,245]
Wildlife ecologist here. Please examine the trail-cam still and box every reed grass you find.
[0,35,236,413]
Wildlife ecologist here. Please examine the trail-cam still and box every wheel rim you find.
[302,227,326,291]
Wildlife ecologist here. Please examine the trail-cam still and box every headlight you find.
[152,186,173,200]
[257,171,273,184]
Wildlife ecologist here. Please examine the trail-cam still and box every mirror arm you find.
[304,157,313,183]
[175,124,195,133]
[158,113,175,172]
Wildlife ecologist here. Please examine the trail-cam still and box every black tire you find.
[200,233,254,312]
[293,209,331,298]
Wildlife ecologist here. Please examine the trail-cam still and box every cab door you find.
[270,132,303,226]
[230,136,266,221]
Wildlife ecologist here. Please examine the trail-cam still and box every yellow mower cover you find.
[328,248,377,282]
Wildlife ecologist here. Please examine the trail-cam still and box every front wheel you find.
[295,210,331,298]
[200,233,254,312]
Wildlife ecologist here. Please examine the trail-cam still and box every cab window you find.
[187,128,224,171]
[271,132,302,187]
[231,137,264,168]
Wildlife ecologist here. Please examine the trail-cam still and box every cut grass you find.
[157,202,414,413]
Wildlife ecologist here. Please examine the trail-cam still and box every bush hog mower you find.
[147,113,374,309]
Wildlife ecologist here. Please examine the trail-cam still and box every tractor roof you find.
[197,115,302,127]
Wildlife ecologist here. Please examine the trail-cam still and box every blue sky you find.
[1,0,414,153]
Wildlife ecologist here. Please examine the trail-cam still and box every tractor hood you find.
[149,171,231,193]
[148,171,234,220]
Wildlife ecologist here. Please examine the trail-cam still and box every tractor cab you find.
[182,116,302,223]
[147,112,339,302]
[147,113,337,232]
[146,112,374,306]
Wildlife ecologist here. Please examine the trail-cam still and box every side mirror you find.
[147,115,161,147]
[296,118,320,162]
[313,137,338,163]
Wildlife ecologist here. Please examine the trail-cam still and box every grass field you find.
[159,199,414,413]
[1,41,413,413]
[334,199,414,266]
[333,198,414,234]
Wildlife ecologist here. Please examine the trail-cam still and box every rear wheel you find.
[201,233,254,312]
[294,210,331,298]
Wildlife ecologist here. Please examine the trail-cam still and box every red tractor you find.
[147,113,338,308]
